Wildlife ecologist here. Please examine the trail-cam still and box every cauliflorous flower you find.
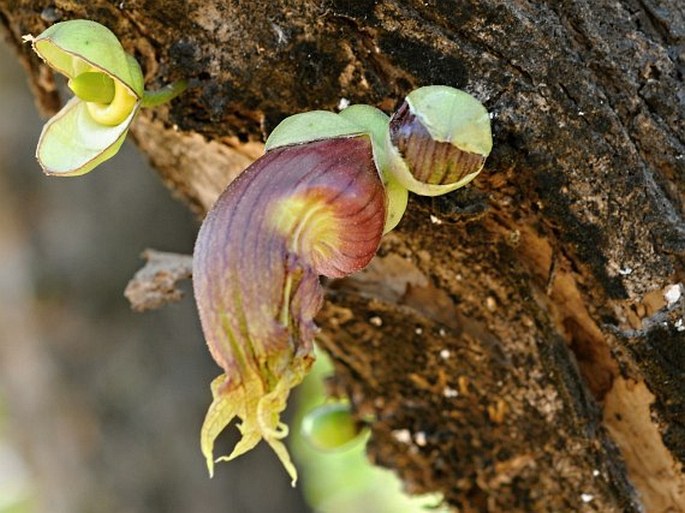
[24,20,185,176]
[194,131,386,485]
[193,88,492,484]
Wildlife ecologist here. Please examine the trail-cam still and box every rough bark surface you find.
[2,1,684,512]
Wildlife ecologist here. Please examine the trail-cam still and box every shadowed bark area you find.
[1,0,683,511]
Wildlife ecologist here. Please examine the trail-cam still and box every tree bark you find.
[2,1,684,511]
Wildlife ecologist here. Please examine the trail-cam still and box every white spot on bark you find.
[664,284,682,307]
[337,98,350,110]
[271,23,288,45]
[443,387,458,398]
[369,316,383,327]
[392,429,412,444]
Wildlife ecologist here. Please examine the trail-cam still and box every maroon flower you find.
[193,136,385,484]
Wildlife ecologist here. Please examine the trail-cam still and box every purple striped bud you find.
[387,86,492,196]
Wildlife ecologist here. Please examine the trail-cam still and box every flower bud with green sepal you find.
[387,85,492,196]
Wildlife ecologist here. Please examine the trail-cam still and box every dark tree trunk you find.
[2,1,684,511]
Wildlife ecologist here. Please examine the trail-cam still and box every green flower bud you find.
[24,20,186,176]
[301,403,366,451]
[24,20,142,176]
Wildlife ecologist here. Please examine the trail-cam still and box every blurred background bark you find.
[1,1,684,512]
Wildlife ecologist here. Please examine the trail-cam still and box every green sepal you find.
[37,96,139,176]
[26,19,143,98]
[381,174,409,231]
[405,85,492,156]
[339,104,389,170]
[265,111,364,151]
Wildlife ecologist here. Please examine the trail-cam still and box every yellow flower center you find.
[85,79,138,126]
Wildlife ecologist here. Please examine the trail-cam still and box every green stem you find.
[141,79,188,108]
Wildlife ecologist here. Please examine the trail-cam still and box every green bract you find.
[36,96,138,176]
[265,110,363,150]
[24,19,186,176]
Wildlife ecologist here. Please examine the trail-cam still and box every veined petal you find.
[267,106,409,233]
[37,96,139,176]
[193,136,386,483]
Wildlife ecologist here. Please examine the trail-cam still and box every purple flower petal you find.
[193,135,385,483]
